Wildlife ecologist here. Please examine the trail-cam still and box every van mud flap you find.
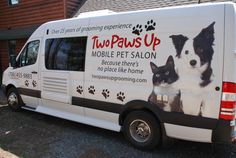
[212,120,236,143]
[232,125,236,143]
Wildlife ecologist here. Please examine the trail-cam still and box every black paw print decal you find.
[88,86,95,95]
[32,80,37,87]
[102,89,110,99]
[25,80,29,87]
[132,24,143,36]
[117,92,125,102]
[145,20,156,31]
[76,85,83,94]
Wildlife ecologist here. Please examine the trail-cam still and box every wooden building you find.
[0,0,84,82]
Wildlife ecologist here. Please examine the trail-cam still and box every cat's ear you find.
[166,55,175,67]
[150,62,158,73]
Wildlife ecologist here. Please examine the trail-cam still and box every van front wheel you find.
[123,111,161,150]
[7,88,23,111]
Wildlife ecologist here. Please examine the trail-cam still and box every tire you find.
[7,87,23,111]
[123,111,161,150]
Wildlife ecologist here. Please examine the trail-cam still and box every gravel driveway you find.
[0,103,236,158]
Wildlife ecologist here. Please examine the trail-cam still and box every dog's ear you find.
[194,22,215,45]
[205,22,215,43]
[169,35,188,58]
[193,22,215,65]
[166,55,175,67]
[208,22,215,29]
[205,22,215,36]
[150,62,158,73]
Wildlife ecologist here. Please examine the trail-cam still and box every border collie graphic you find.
[148,22,215,116]
[170,22,215,87]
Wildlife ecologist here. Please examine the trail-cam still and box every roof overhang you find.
[0,25,39,40]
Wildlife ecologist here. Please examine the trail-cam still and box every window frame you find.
[45,36,87,72]
[16,40,40,68]
[8,40,16,57]
[8,0,20,6]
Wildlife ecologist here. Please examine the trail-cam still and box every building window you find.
[45,37,87,71]
[8,0,19,5]
[8,40,16,56]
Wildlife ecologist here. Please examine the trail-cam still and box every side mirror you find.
[9,54,17,68]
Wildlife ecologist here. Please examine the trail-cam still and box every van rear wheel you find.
[123,111,161,150]
[7,88,23,111]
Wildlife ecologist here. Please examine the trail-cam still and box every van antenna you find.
[198,0,201,4]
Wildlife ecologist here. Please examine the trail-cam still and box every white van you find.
[2,2,236,149]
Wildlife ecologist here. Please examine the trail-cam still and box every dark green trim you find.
[72,97,219,129]
[72,97,123,113]
[161,111,217,129]
[0,25,39,40]
[15,94,234,143]
[17,88,41,98]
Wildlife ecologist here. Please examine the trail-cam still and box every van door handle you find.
[31,71,38,74]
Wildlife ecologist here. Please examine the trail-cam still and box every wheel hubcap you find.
[8,93,18,106]
[130,119,151,143]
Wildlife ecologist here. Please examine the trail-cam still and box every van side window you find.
[17,40,40,67]
[45,37,87,71]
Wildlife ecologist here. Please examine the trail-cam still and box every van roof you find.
[76,9,116,18]
[30,2,235,38]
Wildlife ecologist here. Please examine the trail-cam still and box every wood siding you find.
[0,0,83,74]
[0,39,27,71]
[0,40,8,71]
[15,39,27,55]
[0,0,65,29]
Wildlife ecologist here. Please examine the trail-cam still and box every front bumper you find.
[0,84,7,105]
[1,84,6,95]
